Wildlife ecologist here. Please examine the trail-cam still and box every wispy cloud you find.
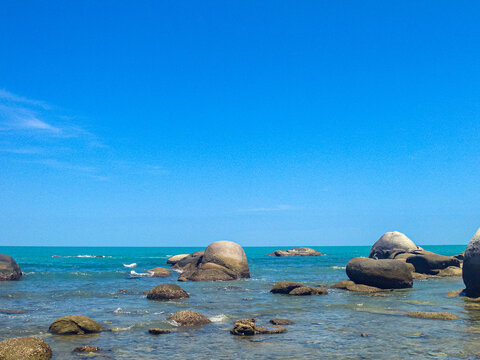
[241,204,296,213]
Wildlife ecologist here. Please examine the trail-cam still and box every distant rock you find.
[147,267,171,277]
[0,337,52,360]
[463,228,480,297]
[167,254,189,265]
[270,281,328,296]
[369,231,420,259]
[49,315,102,335]
[168,310,210,326]
[266,247,322,257]
[0,254,22,281]
[146,284,189,301]
[406,312,459,320]
[177,241,250,281]
[346,258,413,289]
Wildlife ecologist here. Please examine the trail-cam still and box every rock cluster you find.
[266,247,322,257]
[270,281,328,295]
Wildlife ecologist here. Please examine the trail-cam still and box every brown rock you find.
[330,280,355,289]
[0,254,22,281]
[288,286,328,296]
[49,315,102,335]
[446,289,464,298]
[0,337,52,360]
[147,267,171,277]
[436,266,462,277]
[270,281,303,294]
[168,310,210,326]
[72,346,101,353]
[146,284,189,301]
[269,318,294,325]
[406,312,459,320]
[345,283,384,292]
[166,254,189,265]
[266,247,322,257]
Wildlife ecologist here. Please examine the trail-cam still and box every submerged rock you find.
[230,318,286,336]
[345,283,384,292]
[270,281,327,296]
[146,284,189,301]
[0,337,52,360]
[406,312,459,320]
[330,280,355,289]
[369,232,420,259]
[49,315,102,335]
[446,289,464,298]
[72,346,101,353]
[147,267,171,277]
[346,258,413,289]
[0,254,22,281]
[463,228,480,297]
[168,310,210,326]
[148,328,172,335]
[167,254,189,265]
[289,286,328,296]
[266,247,322,257]
[178,241,250,281]
[269,318,294,325]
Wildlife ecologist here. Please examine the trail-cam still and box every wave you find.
[129,270,153,278]
[123,263,137,268]
[331,266,346,270]
[172,269,183,274]
[209,314,228,323]
[52,255,110,258]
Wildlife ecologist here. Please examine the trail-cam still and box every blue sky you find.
[0,0,479,246]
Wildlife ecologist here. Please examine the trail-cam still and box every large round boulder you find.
[168,310,210,326]
[0,337,52,360]
[146,284,189,300]
[369,231,420,259]
[463,228,480,297]
[49,315,102,335]
[406,251,460,275]
[0,254,22,281]
[178,241,250,281]
[346,258,413,289]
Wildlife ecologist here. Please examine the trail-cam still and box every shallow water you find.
[0,245,477,359]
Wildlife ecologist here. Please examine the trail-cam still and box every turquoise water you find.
[0,245,477,359]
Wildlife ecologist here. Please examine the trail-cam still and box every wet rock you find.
[412,272,429,280]
[0,337,52,360]
[167,254,189,265]
[146,284,189,301]
[0,309,26,314]
[230,318,286,336]
[177,241,250,281]
[266,247,322,257]
[270,281,303,294]
[346,258,413,289]
[436,266,462,277]
[406,252,460,275]
[330,280,355,289]
[147,267,171,277]
[148,328,172,335]
[288,286,328,296]
[49,315,102,335]
[369,231,421,259]
[406,312,459,320]
[257,325,286,334]
[173,251,204,270]
[446,289,464,298]
[0,254,22,281]
[345,283,384,292]
[72,346,101,353]
[463,228,480,297]
[269,318,294,325]
[168,310,211,326]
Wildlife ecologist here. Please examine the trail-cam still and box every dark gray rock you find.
[346,258,413,289]
[463,228,480,297]
[0,254,22,281]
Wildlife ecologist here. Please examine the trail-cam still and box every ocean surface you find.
[0,245,477,359]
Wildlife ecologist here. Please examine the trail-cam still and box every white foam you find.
[129,270,153,277]
[209,314,228,323]
[123,263,137,268]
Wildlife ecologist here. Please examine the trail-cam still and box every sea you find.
[0,245,476,359]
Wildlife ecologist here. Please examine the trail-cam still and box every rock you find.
[0,254,22,281]
[167,254,189,265]
[230,318,286,336]
[412,272,429,280]
[270,281,303,294]
[49,315,102,335]
[463,228,480,297]
[406,312,459,320]
[269,318,294,325]
[0,337,52,360]
[406,251,460,275]
[454,252,465,261]
[369,231,421,259]
[148,328,172,335]
[178,241,250,281]
[72,346,101,353]
[173,251,204,270]
[361,333,368,337]
[146,284,189,301]
[346,258,413,289]
[436,266,462,277]
[446,289,464,298]
[345,283,384,292]
[330,280,355,289]
[0,309,26,314]
[288,286,328,296]
[147,267,171,277]
[168,310,210,326]
[266,247,322,257]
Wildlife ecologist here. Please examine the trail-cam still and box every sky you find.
[0,0,479,247]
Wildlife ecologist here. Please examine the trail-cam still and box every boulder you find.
[463,228,480,297]
[178,241,250,281]
[146,284,189,301]
[406,251,460,275]
[270,281,303,294]
[147,267,171,277]
[168,310,210,326]
[330,280,355,289]
[167,254,189,265]
[345,283,384,292]
[0,254,22,281]
[270,318,294,325]
[230,318,286,336]
[270,281,327,295]
[172,251,205,270]
[288,286,328,296]
[49,315,102,335]
[406,312,459,320]
[369,231,421,259]
[266,247,322,257]
[346,258,413,289]
[0,337,52,360]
